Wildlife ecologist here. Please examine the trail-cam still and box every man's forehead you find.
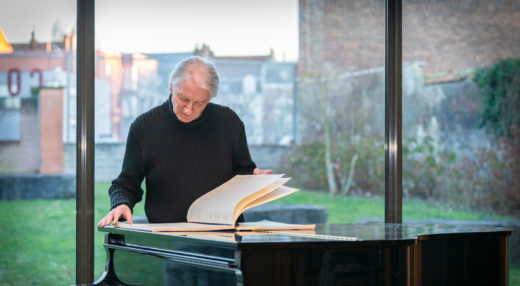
[176,79,210,100]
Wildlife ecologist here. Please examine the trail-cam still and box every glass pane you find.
[294,0,385,223]
[402,0,520,282]
[94,0,384,282]
[0,1,77,284]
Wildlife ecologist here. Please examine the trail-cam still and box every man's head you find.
[168,56,219,123]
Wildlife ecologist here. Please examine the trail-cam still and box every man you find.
[98,56,271,227]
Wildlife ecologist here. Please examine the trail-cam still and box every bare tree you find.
[299,67,341,195]
[298,65,386,195]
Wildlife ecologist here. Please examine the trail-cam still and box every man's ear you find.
[169,84,173,93]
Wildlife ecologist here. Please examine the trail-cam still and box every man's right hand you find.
[97,204,133,227]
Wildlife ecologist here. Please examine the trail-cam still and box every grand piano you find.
[94,223,513,286]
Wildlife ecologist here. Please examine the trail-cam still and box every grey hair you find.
[169,56,219,98]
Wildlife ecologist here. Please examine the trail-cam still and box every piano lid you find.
[99,222,514,247]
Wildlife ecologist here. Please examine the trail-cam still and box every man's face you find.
[170,79,210,123]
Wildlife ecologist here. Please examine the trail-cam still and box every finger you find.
[112,209,122,225]
[254,168,273,175]
[101,212,112,226]
[117,205,133,224]
[98,213,111,227]
[97,218,106,227]
[125,210,133,224]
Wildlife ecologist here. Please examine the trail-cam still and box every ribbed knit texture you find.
[109,95,256,223]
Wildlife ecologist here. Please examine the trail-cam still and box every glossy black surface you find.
[94,223,513,286]
[99,222,513,243]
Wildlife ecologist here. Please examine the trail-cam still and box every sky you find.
[0,0,299,61]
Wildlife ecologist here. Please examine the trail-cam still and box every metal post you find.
[76,0,95,283]
[385,0,403,224]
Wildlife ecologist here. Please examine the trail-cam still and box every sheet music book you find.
[115,174,315,232]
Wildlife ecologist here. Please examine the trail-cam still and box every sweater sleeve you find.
[232,120,257,175]
[108,122,146,211]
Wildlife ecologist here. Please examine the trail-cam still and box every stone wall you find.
[64,143,289,182]
[0,174,75,199]
[64,142,125,182]
[248,145,289,172]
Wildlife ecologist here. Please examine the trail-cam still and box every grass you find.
[513,267,520,286]
[275,189,511,222]
[0,200,75,284]
[0,183,517,285]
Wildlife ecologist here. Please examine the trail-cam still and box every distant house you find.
[212,58,296,145]
[146,46,297,145]
[0,29,158,174]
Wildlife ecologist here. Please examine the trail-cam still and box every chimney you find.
[30,28,37,49]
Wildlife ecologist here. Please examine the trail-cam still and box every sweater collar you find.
[167,93,211,128]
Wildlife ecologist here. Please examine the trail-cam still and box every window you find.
[0,1,77,284]
[402,1,520,281]
[93,0,385,282]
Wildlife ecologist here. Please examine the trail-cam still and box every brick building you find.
[298,0,520,77]
[0,29,158,174]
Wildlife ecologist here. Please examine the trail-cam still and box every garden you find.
[0,182,518,285]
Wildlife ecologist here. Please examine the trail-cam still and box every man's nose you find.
[184,103,194,114]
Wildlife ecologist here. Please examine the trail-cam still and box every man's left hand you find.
[253,168,273,175]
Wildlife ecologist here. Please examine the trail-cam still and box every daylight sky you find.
[0,0,299,61]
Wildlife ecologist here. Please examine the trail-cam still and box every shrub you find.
[281,135,385,196]
[430,126,520,217]
[282,140,329,191]
[487,126,520,215]
[473,58,520,139]
[403,136,456,200]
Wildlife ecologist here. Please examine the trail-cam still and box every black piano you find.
[94,223,513,286]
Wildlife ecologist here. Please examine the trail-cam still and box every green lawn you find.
[0,182,517,285]
[275,189,512,223]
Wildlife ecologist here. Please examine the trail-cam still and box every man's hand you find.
[97,204,133,227]
[253,168,273,175]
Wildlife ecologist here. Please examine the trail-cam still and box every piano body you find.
[94,223,513,286]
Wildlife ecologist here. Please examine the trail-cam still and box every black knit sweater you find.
[109,95,256,223]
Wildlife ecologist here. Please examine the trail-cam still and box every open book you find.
[115,174,315,232]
